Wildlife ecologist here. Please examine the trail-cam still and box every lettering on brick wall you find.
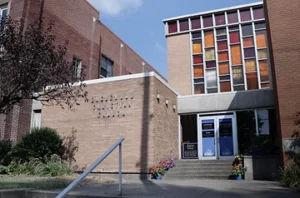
[91,93,134,119]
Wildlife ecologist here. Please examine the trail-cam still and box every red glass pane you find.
[193,55,203,64]
[253,8,264,19]
[230,32,240,44]
[191,18,201,29]
[206,61,216,68]
[240,10,251,21]
[218,41,228,50]
[168,21,177,33]
[227,12,238,24]
[215,14,225,26]
[203,16,213,27]
[180,20,189,31]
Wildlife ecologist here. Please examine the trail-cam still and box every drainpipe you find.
[39,0,45,22]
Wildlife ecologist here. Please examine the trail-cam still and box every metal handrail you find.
[56,138,125,198]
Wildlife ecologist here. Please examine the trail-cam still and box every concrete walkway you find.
[51,180,299,198]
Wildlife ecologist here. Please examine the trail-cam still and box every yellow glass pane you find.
[256,30,267,48]
[259,60,269,82]
[205,48,215,61]
[193,42,202,54]
[218,52,228,61]
[205,31,214,47]
[194,66,204,78]
[245,59,256,72]
[219,63,230,75]
[230,45,242,65]
[243,37,254,47]
[258,49,268,59]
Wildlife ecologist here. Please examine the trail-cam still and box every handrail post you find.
[118,143,122,196]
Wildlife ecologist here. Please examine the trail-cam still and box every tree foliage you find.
[0,18,87,114]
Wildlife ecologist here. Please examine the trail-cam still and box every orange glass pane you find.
[261,83,270,88]
[243,37,254,47]
[194,66,204,78]
[219,63,230,75]
[230,45,242,65]
[246,72,258,90]
[256,30,267,48]
[220,81,231,92]
[194,84,204,94]
[218,52,229,61]
[259,60,269,82]
[193,41,202,54]
[205,31,215,47]
[245,59,256,72]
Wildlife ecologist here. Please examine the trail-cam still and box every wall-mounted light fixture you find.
[165,99,169,107]
[173,104,176,111]
[156,92,160,102]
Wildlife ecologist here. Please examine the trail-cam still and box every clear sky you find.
[88,0,261,79]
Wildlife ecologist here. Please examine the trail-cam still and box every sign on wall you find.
[182,143,198,159]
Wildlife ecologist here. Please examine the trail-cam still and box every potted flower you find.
[151,164,166,180]
[232,164,247,180]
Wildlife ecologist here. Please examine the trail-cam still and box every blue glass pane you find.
[219,118,234,156]
[202,120,215,157]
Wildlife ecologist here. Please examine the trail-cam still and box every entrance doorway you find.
[198,114,238,160]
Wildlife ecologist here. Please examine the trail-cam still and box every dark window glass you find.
[101,56,114,77]
[216,28,226,35]
[242,25,253,37]
[229,26,239,31]
[253,7,265,19]
[207,88,218,93]
[191,18,201,29]
[168,21,177,33]
[244,48,256,58]
[194,84,205,94]
[240,10,251,21]
[234,85,245,91]
[255,22,266,29]
[220,75,230,81]
[217,35,227,41]
[233,66,244,85]
[73,57,82,78]
[180,20,189,31]
[206,61,216,68]
[203,16,213,27]
[1,9,7,32]
[215,14,226,26]
[192,32,202,39]
[194,78,205,83]
[230,32,240,44]
[227,12,238,24]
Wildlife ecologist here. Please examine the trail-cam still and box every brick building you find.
[0,0,163,143]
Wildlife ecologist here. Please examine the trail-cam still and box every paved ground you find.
[52,179,299,198]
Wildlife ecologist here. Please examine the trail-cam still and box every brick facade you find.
[0,0,162,142]
[264,0,300,163]
[167,34,192,95]
[41,74,178,173]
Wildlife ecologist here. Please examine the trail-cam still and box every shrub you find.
[7,155,73,177]
[0,140,12,165]
[11,127,62,162]
[280,153,300,190]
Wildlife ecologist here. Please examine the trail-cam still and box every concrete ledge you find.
[244,155,280,181]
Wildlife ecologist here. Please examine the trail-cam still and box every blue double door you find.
[198,114,237,160]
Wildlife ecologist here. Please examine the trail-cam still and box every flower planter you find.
[155,175,162,180]
[236,174,242,180]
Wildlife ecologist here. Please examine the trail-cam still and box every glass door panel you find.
[218,118,234,158]
[201,119,217,159]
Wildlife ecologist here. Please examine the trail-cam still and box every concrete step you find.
[163,175,230,180]
[169,166,232,171]
[174,164,232,168]
[166,170,231,175]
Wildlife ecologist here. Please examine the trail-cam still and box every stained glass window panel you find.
[218,41,228,51]
[215,14,226,26]
[194,65,204,78]
[218,52,229,61]
[205,31,215,47]
[206,69,217,88]
[233,66,244,85]
[230,32,240,44]
[244,48,256,58]
[168,21,177,33]
[256,30,267,48]
[230,45,242,65]
[194,84,204,94]
[180,20,189,31]
[191,18,201,29]
[220,81,231,92]
[203,16,213,27]
[193,55,203,64]
[245,59,257,72]
[247,72,258,90]
[255,23,266,30]
[227,12,238,24]
[261,83,270,88]
[217,28,226,35]
[205,48,215,61]
[192,32,202,39]
[219,63,230,75]
[258,49,268,59]
[240,10,251,21]
[253,8,265,19]
[243,37,254,47]
[242,25,253,37]
[206,61,216,68]
[193,40,202,54]
[234,85,245,91]
[259,60,269,82]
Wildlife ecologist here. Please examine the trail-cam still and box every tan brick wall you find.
[41,75,178,173]
[264,0,300,162]
[167,33,192,95]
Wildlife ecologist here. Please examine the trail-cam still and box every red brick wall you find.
[264,0,300,162]
[41,75,178,172]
